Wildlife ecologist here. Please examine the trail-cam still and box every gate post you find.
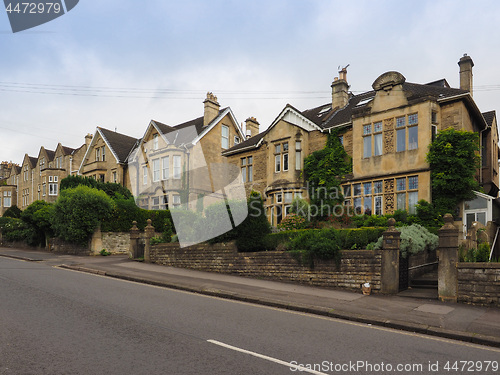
[144,219,155,263]
[129,221,140,259]
[380,218,401,294]
[438,214,459,302]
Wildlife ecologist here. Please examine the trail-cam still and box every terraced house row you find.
[1,55,498,237]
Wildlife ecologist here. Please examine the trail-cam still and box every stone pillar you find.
[380,218,400,294]
[90,225,103,255]
[438,213,459,302]
[144,219,155,263]
[129,221,140,259]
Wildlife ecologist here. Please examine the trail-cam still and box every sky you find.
[1,0,500,164]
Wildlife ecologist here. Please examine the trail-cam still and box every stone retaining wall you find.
[150,242,383,292]
[457,263,500,306]
[101,232,130,255]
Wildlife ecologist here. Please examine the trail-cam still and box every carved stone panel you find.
[384,194,394,214]
[384,118,394,131]
[384,130,394,154]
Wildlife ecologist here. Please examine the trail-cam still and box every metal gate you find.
[399,253,409,291]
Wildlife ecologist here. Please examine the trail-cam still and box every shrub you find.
[60,175,133,199]
[367,224,438,258]
[289,197,310,219]
[3,205,21,218]
[51,185,114,246]
[235,192,271,252]
[278,213,307,231]
[0,217,34,243]
[288,229,341,267]
[461,242,492,262]
[21,200,54,246]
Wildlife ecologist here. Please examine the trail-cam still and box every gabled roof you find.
[45,149,55,162]
[28,156,38,167]
[98,127,139,163]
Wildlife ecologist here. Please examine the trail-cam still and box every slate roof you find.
[28,156,38,167]
[98,127,139,164]
[482,110,496,127]
[45,149,55,161]
[62,146,76,155]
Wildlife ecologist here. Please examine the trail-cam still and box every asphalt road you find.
[0,256,499,375]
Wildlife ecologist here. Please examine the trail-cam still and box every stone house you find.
[78,127,139,186]
[224,55,499,228]
[0,164,19,216]
[128,92,245,211]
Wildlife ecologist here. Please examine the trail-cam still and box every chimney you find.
[85,133,93,149]
[331,66,350,110]
[245,117,259,139]
[203,92,220,127]
[458,54,474,96]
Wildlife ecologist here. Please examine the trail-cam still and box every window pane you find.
[343,185,351,197]
[276,193,282,203]
[241,166,246,183]
[408,126,418,150]
[373,181,382,194]
[283,153,289,171]
[397,128,406,152]
[283,142,289,151]
[275,155,281,172]
[408,113,418,125]
[374,121,382,132]
[364,182,371,195]
[396,116,406,128]
[364,196,372,215]
[408,176,418,190]
[248,156,253,164]
[162,157,169,180]
[363,136,371,158]
[295,150,302,170]
[275,144,281,153]
[248,165,253,182]
[353,197,362,209]
[477,212,487,225]
[173,156,181,179]
[396,178,406,191]
[397,193,406,210]
[241,158,247,166]
[353,184,361,196]
[374,133,382,156]
[374,196,382,216]
[408,191,418,214]
[284,192,293,203]
[363,124,371,135]
[295,141,301,150]
[153,159,160,182]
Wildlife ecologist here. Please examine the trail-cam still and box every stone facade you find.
[457,263,500,306]
[149,242,383,292]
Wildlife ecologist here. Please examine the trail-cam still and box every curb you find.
[0,253,43,262]
[58,264,500,349]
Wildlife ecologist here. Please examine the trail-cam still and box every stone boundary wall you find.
[457,263,500,306]
[101,232,130,255]
[49,237,90,255]
[150,242,383,292]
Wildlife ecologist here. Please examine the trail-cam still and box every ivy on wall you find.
[426,128,480,214]
[303,129,352,212]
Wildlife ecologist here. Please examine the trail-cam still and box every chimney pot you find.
[203,92,220,127]
[245,117,259,138]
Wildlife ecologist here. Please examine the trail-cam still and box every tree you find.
[21,201,54,246]
[51,185,114,246]
[2,205,21,218]
[303,129,352,216]
[426,128,480,214]
[235,191,271,252]
[60,175,132,199]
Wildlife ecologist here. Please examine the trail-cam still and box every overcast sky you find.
[1,0,500,164]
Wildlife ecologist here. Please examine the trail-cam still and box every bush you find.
[367,224,438,258]
[235,192,271,252]
[288,229,342,267]
[461,242,491,262]
[3,205,21,218]
[278,213,307,231]
[60,175,132,199]
[0,217,34,243]
[21,200,54,246]
[51,185,114,246]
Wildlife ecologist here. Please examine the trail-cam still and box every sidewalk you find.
[1,247,499,348]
